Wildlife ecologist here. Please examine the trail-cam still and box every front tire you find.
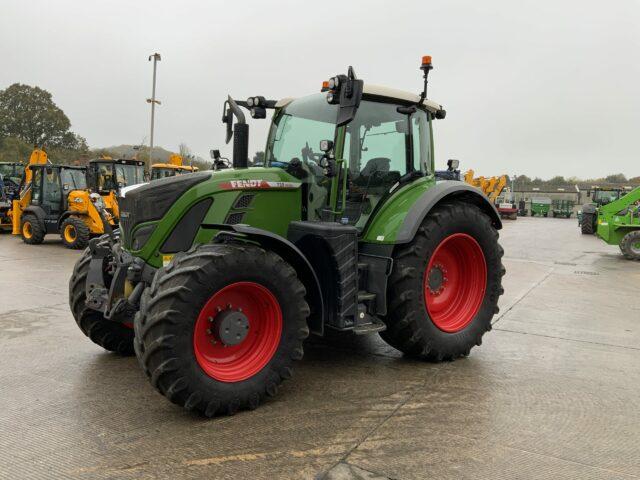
[69,245,134,355]
[381,202,505,361]
[581,213,594,234]
[620,230,640,260]
[134,243,310,416]
[21,214,45,244]
[61,216,90,249]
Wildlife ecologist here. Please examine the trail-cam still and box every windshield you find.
[593,189,621,204]
[114,164,144,187]
[266,94,337,169]
[60,168,86,190]
[151,167,177,180]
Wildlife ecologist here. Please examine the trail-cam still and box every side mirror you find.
[222,107,234,144]
[447,159,460,171]
[46,167,53,175]
[210,149,221,160]
[63,184,70,191]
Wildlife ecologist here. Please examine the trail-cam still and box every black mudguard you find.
[22,205,47,226]
[396,181,502,244]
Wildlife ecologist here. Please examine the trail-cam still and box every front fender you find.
[22,205,46,225]
[208,224,325,336]
[395,181,502,244]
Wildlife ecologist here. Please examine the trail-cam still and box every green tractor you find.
[69,57,505,416]
[595,186,640,260]
[579,187,625,234]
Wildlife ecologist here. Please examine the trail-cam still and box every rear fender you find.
[396,181,502,244]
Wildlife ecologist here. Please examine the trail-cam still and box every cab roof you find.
[89,158,144,166]
[275,84,442,113]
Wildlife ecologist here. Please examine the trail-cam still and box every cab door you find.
[340,100,432,228]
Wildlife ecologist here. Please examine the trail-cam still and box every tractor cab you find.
[590,187,624,207]
[86,157,145,220]
[27,165,87,225]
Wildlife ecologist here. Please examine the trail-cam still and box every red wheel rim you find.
[424,233,487,333]
[193,281,282,382]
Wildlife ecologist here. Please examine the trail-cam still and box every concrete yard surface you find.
[0,217,639,479]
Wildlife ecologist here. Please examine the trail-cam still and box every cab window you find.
[343,100,427,227]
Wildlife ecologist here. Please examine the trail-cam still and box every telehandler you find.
[70,57,505,416]
[150,154,199,180]
[11,149,115,249]
[595,185,640,260]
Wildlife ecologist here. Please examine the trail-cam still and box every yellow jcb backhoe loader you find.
[11,148,115,249]
[85,156,146,222]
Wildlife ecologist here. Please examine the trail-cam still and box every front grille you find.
[118,200,134,247]
[225,212,245,225]
[118,172,210,248]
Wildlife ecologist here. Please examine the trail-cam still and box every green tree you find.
[0,83,85,149]
[604,173,627,183]
[0,136,33,162]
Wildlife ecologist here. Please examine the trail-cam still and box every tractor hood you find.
[119,167,303,266]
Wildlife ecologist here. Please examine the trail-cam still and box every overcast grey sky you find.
[1,0,639,179]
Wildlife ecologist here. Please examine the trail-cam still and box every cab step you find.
[353,317,387,335]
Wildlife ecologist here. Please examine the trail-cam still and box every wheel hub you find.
[209,307,250,346]
[427,263,447,295]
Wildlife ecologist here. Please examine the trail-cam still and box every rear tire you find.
[620,230,640,260]
[134,243,310,416]
[68,245,134,355]
[380,202,505,361]
[60,216,90,249]
[21,214,45,244]
[581,213,594,234]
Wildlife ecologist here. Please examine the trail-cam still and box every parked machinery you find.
[86,157,146,222]
[464,171,511,218]
[69,57,505,416]
[0,161,26,230]
[150,154,199,180]
[496,189,518,220]
[530,197,552,217]
[10,149,114,248]
[551,199,575,218]
[595,186,640,260]
[579,187,625,234]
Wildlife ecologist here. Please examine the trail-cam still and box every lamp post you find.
[147,53,162,170]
